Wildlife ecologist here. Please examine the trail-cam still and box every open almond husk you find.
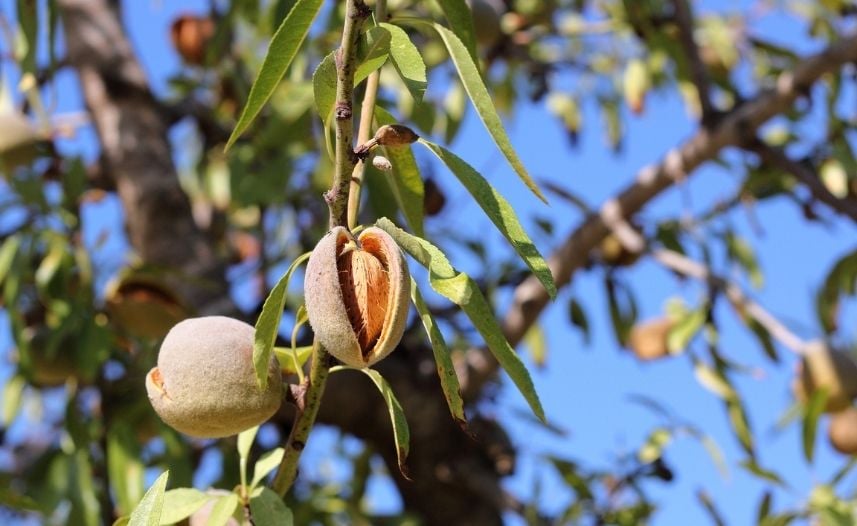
[304,226,410,368]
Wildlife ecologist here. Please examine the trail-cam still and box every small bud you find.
[373,124,419,147]
[372,155,393,172]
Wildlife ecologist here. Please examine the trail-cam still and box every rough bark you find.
[58,0,230,314]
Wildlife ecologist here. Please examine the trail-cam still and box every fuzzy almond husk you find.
[627,318,674,361]
[146,316,282,438]
[829,406,857,455]
[304,226,410,368]
[798,341,857,413]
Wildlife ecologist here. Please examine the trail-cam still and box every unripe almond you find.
[828,406,857,455]
[627,318,674,361]
[304,227,409,368]
[798,341,857,413]
[146,316,282,438]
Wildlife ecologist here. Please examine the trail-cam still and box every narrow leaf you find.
[1,374,25,426]
[523,324,547,368]
[377,218,545,421]
[249,487,294,525]
[419,139,555,297]
[412,22,546,202]
[159,489,208,525]
[207,493,239,526]
[410,278,465,426]
[803,388,828,463]
[253,252,310,389]
[107,424,145,516]
[355,26,391,81]
[374,106,424,237]
[237,426,258,462]
[435,0,478,62]
[226,0,324,149]
[251,448,285,489]
[380,23,427,101]
[361,368,411,477]
[128,471,169,526]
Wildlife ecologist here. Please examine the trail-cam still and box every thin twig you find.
[327,0,371,228]
[671,0,715,121]
[271,0,370,497]
[458,31,857,400]
[650,248,807,354]
[347,0,387,229]
[271,341,334,495]
[749,141,857,223]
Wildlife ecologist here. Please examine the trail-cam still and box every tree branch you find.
[671,0,715,121]
[58,0,229,313]
[459,31,857,399]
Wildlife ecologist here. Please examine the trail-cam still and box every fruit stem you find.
[271,339,333,496]
[346,0,387,230]
[327,0,371,229]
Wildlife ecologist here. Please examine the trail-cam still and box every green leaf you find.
[237,426,259,462]
[355,26,391,81]
[568,297,590,345]
[16,0,37,75]
[638,427,671,463]
[667,307,706,354]
[225,0,324,149]
[523,324,547,368]
[274,345,313,374]
[726,233,763,289]
[159,488,208,525]
[434,0,478,62]
[413,22,546,202]
[107,424,145,516]
[739,459,787,488]
[249,487,293,526]
[802,388,828,464]
[251,448,285,489]
[0,234,20,286]
[69,450,100,526]
[1,374,25,426]
[129,471,169,526]
[376,217,545,421]
[253,252,310,389]
[207,493,239,526]
[374,106,424,237]
[379,23,427,101]
[361,368,411,477]
[311,51,337,123]
[419,139,555,297]
[410,278,465,427]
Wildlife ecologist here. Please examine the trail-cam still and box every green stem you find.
[347,0,387,230]
[327,0,371,229]
[271,340,333,496]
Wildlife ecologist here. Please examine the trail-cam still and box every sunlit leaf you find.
[159,489,208,525]
[107,424,145,516]
[237,426,259,463]
[251,448,285,489]
[419,139,556,298]
[129,471,168,526]
[410,278,465,426]
[361,368,411,477]
[374,106,424,237]
[274,345,313,374]
[435,0,478,62]
[376,217,545,421]
[400,21,546,202]
[380,23,427,101]
[226,0,324,149]
[207,493,239,526]
[253,252,310,389]
[523,324,548,368]
[638,428,671,463]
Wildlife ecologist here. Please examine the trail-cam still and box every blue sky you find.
[2,0,857,524]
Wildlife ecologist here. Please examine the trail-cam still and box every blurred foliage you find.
[1,0,857,524]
